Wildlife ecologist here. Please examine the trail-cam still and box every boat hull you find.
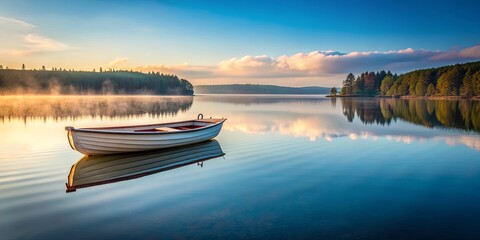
[67,119,225,155]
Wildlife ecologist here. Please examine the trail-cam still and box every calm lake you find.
[1,95,480,239]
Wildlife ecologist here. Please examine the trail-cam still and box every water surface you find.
[1,95,479,239]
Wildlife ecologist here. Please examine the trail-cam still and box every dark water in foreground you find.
[1,95,480,239]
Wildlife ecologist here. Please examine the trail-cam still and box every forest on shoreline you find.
[335,61,480,98]
[0,69,193,95]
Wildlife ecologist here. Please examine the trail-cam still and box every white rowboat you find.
[65,114,226,155]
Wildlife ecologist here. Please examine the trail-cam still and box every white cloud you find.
[11,34,70,56]
[108,57,129,68]
[136,63,216,77]
[0,16,36,28]
[219,55,274,72]
[0,17,69,56]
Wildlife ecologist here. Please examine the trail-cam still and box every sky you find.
[0,0,479,86]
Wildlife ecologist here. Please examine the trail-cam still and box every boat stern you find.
[65,126,77,151]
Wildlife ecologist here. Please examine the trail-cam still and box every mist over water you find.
[1,95,479,239]
[0,95,193,121]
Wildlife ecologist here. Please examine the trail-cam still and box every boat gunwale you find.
[68,118,226,135]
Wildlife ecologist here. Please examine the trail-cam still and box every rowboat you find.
[66,140,224,192]
[65,114,226,155]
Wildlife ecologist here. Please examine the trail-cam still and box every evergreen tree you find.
[397,81,409,95]
[473,71,480,96]
[375,70,386,90]
[365,72,375,90]
[353,76,360,93]
[451,65,464,95]
[22,64,25,70]
[415,78,428,96]
[460,70,474,97]
[437,66,463,95]
[426,83,436,96]
[330,87,338,96]
[380,75,394,95]
[356,74,365,93]
[342,73,355,94]
[437,73,450,95]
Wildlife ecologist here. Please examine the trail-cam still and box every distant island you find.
[332,61,480,98]
[0,68,193,95]
[195,84,331,94]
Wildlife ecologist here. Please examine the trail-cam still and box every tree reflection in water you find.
[0,96,193,122]
[341,98,480,132]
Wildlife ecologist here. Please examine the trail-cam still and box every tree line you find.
[337,61,480,97]
[0,63,156,74]
[0,69,193,95]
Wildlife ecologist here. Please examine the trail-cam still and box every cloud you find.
[11,34,70,56]
[136,63,217,78]
[1,17,70,57]
[460,45,480,58]
[431,45,480,61]
[134,44,480,86]
[108,57,129,68]
[0,16,36,28]
[219,55,274,72]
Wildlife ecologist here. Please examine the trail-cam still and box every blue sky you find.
[0,0,479,86]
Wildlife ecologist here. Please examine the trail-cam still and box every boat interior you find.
[134,125,204,132]
[79,119,225,133]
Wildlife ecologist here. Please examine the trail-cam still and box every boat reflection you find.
[66,140,224,192]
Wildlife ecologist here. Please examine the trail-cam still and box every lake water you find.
[1,95,480,239]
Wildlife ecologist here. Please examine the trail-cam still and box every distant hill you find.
[195,84,331,94]
[0,69,193,95]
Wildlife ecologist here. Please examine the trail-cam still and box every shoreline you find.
[0,94,194,98]
[327,95,480,100]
